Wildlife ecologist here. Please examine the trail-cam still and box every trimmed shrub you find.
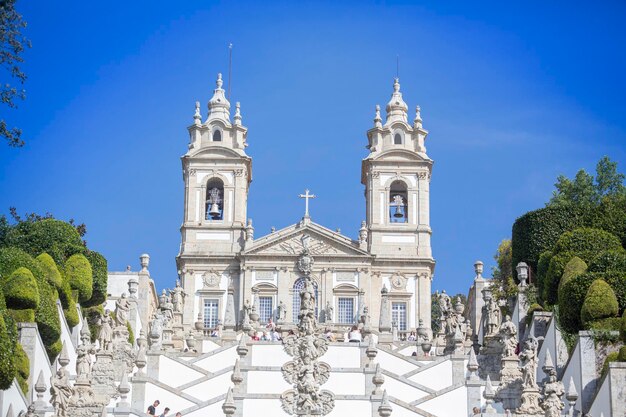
[3,218,85,266]
[581,279,619,327]
[83,251,108,307]
[553,228,623,263]
[7,309,35,323]
[536,250,553,299]
[619,346,626,362]
[512,205,589,278]
[58,280,79,329]
[543,252,574,305]
[0,247,44,284]
[589,250,626,274]
[526,303,543,326]
[48,339,62,361]
[600,271,626,314]
[586,317,622,331]
[3,267,39,310]
[64,254,93,303]
[0,313,16,389]
[558,272,597,333]
[14,343,29,394]
[560,257,588,292]
[601,351,619,376]
[592,194,626,248]
[36,253,63,289]
[35,280,62,360]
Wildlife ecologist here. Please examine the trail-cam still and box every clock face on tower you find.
[391,274,405,290]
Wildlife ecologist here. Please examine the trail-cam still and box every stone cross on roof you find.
[299,189,316,219]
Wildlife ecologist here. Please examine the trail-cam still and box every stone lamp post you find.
[516,262,529,287]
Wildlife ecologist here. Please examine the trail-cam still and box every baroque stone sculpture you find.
[516,337,542,415]
[50,369,72,417]
[114,293,130,327]
[280,235,335,416]
[97,309,113,351]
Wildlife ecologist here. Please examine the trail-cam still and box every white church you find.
[2,74,624,417]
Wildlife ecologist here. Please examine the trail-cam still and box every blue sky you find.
[1,1,625,295]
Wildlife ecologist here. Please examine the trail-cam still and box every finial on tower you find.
[194,101,202,125]
[414,105,422,128]
[216,73,223,89]
[208,72,231,122]
[385,77,408,124]
[374,104,382,128]
[234,102,242,125]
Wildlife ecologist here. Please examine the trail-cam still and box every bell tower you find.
[177,73,252,325]
[361,78,433,260]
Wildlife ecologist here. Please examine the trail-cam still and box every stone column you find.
[417,273,431,333]
[578,331,598,413]
[608,362,626,417]
[17,322,39,401]
[378,286,392,346]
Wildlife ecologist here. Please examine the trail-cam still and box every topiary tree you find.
[58,279,79,329]
[536,250,553,300]
[64,254,93,303]
[558,272,596,334]
[0,313,16,389]
[601,351,619,376]
[3,267,39,310]
[589,250,626,274]
[83,251,107,307]
[3,218,85,266]
[543,252,574,305]
[581,279,619,327]
[14,343,29,394]
[559,257,588,292]
[36,253,63,289]
[620,309,626,342]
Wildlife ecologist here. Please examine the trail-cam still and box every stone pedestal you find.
[92,352,117,405]
[495,356,522,411]
[516,387,542,415]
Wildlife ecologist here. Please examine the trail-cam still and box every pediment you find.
[243,223,370,258]
[188,146,246,159]
[373,149,428,162]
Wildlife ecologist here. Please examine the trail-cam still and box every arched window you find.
[394,133,403,145]
[205,178,224,220]
[389,180,408,223]
[292,277,318,323]
[212,129,222,142]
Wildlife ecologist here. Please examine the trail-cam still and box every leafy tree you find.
[491,239,518,303]
[0,0,31,147]
[549,156,626,208]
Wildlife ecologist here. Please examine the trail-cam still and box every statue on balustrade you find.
[97,309,113,351]
[114,293,130,327]
[50,369,72,417]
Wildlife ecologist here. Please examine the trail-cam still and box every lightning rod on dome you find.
[228,43,233,100]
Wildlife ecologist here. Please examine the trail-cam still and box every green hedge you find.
[600,271,626,314]
[0,313,16,389]
[586,317,622,331]
[589,250,626,274]
[619,346,626,361]
[7,309,35,323]
[591,195,626,248]
[58,279,79,329]
[602,351,619,376]
[0,247,44,283]
[64,254,93,303]
[36,253,63,289]
[536,250,553,297]
[512,205,589,278]
[553,228,623,261]
[83,251,107,307]
[14,343,29,394]
[559,257,588,292]
[3,267,39,310]
[581,279,619,327]
[558,272,597,333]
[3,218,85,266]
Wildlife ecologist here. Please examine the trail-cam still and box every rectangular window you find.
[259,296,274,323]
[337,297,355,324]
[391,302,407,331]
[203,299,219,329]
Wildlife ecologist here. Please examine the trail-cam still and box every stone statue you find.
[243,299,252,319]
[520,338,539,388]
[485,297,502,337]
[171,279,186,313]
[76,339,95,381]
[97,310,113,351]
[498,315,518,358]
[50,369,72,417]
[542,369,565,417]
[149,311,166,349]
[277,300,287,322]
[114,293,130,327]
[325,301,333,322]
[438,290,452,314]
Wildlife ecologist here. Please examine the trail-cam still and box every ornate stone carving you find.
[50,368,72,417]
[482,288,501,338]
[277,300,288,322]
[390,273,406,290]
[76,325,95,382]
[542,368,565,417]
[280,242,335,416]
[498,315,518,358]
[202,270,221,288]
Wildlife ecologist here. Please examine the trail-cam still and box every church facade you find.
[176,73,435,336]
